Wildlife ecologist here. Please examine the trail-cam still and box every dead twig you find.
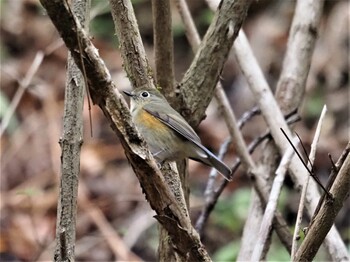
[251,136,298,261]
[291,105,328,259]
[0,52,44,137]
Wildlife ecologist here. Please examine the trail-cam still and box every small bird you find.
[123,88,232,180]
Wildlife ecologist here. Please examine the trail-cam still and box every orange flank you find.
[136,109,168,133]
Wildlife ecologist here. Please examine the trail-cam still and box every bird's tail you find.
[191,147,232,181]
[206,152,232,181]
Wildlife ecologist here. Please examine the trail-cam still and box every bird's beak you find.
[123,90,133,97]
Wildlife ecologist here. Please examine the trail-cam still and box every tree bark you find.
[54,0,90,261]
[178,0,253,127]
[295,146,350,261]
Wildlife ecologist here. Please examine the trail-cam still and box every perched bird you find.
[123,88,232,180]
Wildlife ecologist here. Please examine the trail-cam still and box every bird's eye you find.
[141,91,149,97]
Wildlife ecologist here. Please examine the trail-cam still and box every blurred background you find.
[0,0,349,261]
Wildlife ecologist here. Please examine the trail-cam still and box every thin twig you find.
[291,105,328,259]
[328,153,337,172]
[251,137,298,261]
[281,128,331,198]
[0,52,44,137]
[173,0,200,51]
[295,132,314,173]
[237,106,260,129]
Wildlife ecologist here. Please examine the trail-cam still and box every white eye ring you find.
[141,91,149,97]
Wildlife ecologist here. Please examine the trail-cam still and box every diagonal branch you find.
[295,148,350,261]
[107,0,155,89]
[177,0,253,127]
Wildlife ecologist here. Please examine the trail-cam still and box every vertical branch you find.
[251,140,297,261]
[151,2,181,260]
[275,0,325,112]
[291,105,327,259]
[152,0,175,100]
[54,0,90,261]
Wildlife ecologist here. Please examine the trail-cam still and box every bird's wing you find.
[142,105,202,146]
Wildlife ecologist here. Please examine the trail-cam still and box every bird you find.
[123,88,232,180]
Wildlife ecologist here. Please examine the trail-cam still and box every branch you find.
[295,151,350,261]
[237,191,264,260]
[312,143,350,222]
[275,0,324,112]
[54,0,89,261]
[291,105,327,259]
[0,52,44,137]
[108,1,154,89]
[251,138,298,261]
[177,0,253,126]
[39,0,211,261]
[152,0,175,100]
